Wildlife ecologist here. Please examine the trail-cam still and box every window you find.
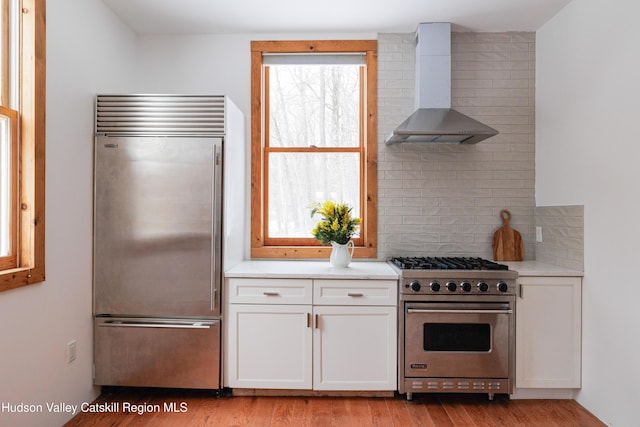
[0,0,45,292]
[250,40,377,258]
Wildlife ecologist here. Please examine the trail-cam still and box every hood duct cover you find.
[385,23,498,145]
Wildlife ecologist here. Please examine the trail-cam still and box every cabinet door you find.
[516,276,582,388]
[227,304,312,389]
[313,305,397,390]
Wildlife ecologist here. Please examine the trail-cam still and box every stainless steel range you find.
[389,257,518,401]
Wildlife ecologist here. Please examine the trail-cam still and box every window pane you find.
[268,152,360,238]
[268,65,360,148]
[0,115,9,256]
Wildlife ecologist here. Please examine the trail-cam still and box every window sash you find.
[266,64,362,149]
[1,0,8,106]
[0,106,17,268]
[264,149,363,246]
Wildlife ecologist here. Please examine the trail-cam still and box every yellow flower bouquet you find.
[310,201,361,245]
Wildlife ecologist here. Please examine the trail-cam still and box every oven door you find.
[404,301,513,378]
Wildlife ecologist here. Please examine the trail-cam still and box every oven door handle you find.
[406,308,513,315]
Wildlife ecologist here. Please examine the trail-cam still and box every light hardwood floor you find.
[64,388,605,426]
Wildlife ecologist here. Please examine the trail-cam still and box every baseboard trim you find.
[510,388,578,399]
[230,388,394,398]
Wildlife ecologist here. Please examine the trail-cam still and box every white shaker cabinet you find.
[312,279,397,390]
[227,303,312,389]
[225,276,397,391]
[515,276,582,388]
[226,278,313,389]
[313,305,396,390]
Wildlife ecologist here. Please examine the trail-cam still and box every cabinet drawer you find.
[313,280,397,306]
[227,278,312,304]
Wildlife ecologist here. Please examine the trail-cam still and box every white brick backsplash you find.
[403,216,440,225]
[378,179,404,189]
[379,197,403,207]
[377,31,536,259]
[402,198,439,207]
[440,233,475,243]
[385,224,422,234]
[386,206,422,216]
[535,206,584,270]
[437,197,476,208]
[378,67,405,77]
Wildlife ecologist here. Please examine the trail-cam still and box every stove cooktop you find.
[390,257,518,295]
[389,256,509,271]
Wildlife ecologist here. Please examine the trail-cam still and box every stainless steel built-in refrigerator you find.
[93,95,245,389]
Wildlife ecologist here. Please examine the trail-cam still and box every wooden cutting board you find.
[492,209,524,261]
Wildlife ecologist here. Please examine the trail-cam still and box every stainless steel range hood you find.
[385,23,498,145]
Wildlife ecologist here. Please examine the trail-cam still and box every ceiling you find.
[101,0,572,35]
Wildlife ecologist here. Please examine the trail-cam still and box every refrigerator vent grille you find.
[96,95,226,136]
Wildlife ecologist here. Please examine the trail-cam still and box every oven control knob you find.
[461,281,472,292]
[430,281,441,292]
[409,281,422,292]
[477,281,489,292]
[446,281,457,292]
[497,281,509,293]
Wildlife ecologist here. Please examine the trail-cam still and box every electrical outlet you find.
[67,340,77,363]
[535,226,543,243]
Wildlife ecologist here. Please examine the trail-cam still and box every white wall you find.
[536,0,640,425]
[0,1,137,426]
[134,32,375,113]
[134,34,253,109]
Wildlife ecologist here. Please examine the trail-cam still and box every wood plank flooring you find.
[64,388,605,427]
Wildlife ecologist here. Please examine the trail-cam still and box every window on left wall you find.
[0,0,45,292]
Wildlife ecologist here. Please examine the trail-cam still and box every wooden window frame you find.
[250,40,377,259]
[0,0,45,292]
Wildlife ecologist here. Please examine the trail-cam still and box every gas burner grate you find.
[390,257,509,271]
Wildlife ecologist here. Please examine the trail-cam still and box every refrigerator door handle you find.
[98,319,219,330]
[211,141,223,312]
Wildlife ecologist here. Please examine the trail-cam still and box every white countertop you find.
[225,259,582,279]
[225,260,398,280]
[502,261,583,277]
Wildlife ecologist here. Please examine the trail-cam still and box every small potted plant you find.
[310,201,361,267]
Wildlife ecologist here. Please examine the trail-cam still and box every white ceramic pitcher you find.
[329,240,355,268]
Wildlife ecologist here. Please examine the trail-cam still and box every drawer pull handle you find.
[315,314,319,329]
[307,313,311,328]
[263,291,280,296]
[99,320,217,329]
[407,308,513,315]
[347,292,364,297]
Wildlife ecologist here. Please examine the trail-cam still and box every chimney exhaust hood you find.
[385,23,498,145]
